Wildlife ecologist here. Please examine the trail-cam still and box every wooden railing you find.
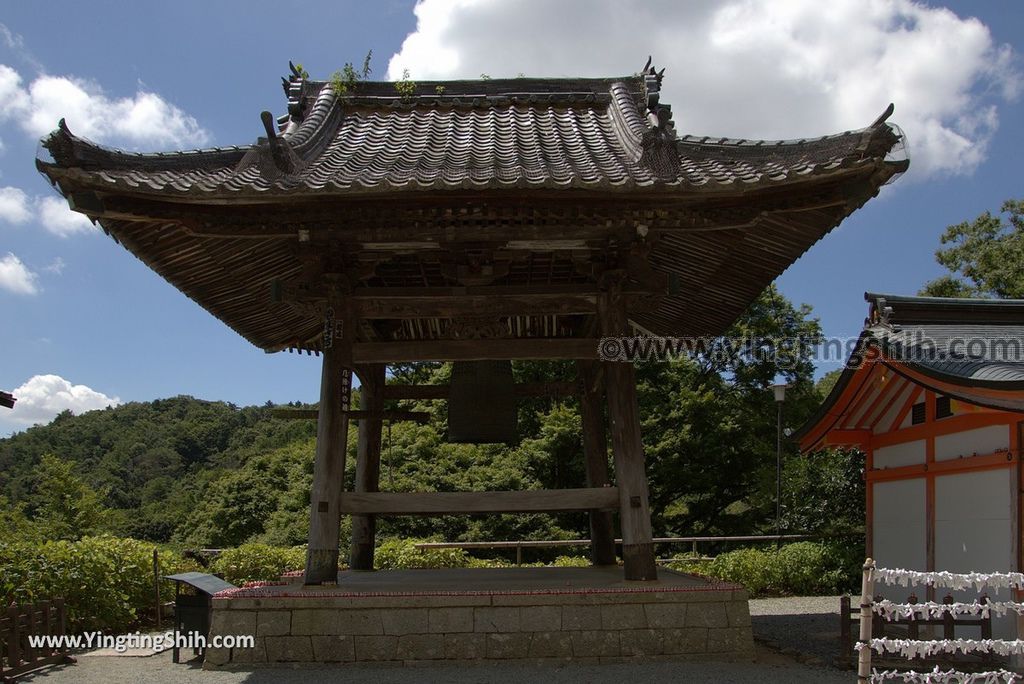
[414,534,813,566]
[1,600,75,682]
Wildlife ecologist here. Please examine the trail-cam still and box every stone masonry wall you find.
[204,588,753,667]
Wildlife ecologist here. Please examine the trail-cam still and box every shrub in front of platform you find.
[210,543,306,584]
[670,541,857,597]
[0,535,197,633]
[374,538,474,569]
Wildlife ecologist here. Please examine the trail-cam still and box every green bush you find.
[209,543,305,585]
[374,538,472,569]
[0,535,197,633]
[674,541,858,597]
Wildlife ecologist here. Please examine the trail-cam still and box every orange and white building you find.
[797,293,1024,634]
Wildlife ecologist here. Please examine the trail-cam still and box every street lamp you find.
[772,383,788,540]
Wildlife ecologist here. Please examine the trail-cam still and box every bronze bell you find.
[448,360,517,443]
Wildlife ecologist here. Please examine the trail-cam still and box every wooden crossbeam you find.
[381,381,578,400]
[337,487,619,515]
[352,338,599,363]
[355,294,598,318]
[272,408,430,423]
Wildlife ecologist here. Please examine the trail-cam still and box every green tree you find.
[27,454,112,540]
[640,285,825,537]
[920,199,1024,298]
[815,369,843,399]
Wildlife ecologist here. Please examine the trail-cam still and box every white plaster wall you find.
[935,468,1016,639]
[935,424,1009,461]
[874,440,926,468]
[873,478,926,600]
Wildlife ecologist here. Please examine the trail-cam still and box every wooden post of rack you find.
[857,558,876,683]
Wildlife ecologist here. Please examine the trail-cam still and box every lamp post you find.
[772,383,788,540]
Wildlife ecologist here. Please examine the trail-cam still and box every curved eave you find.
[38,156,904,205]
[793,331,875,451]
[796,334,1024,452]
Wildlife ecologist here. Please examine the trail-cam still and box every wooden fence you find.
[1,600,75,682]
[413,534,814,566]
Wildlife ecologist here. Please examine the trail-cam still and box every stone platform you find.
[204,566,753,667]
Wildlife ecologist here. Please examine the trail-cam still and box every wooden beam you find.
[352,338,599,363]
[350,364,385,571]
[599,283,658,580]
[578,361,617,567]
[355,294,598,318]
[381,381,579,400]
[337,487,619,515]
[272,408,430,423]
[304,351,351,585]
[824,429,872,447]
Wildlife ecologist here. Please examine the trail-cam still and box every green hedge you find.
[374,538,473,569]
[668,541,859,597]
[209,543,306,585]
[0,536,198,633]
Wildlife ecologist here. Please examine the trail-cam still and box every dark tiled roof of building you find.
[864,293,1024,387]
[38,69,904,198]
[795,293,1024,445]
[32,64,908,352]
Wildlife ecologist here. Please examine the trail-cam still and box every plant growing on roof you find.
[329,49,374,98]
[394,68,416,100]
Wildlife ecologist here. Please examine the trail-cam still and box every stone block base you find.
[204,567,753,667]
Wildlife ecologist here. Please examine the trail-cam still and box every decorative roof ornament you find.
[637,57,678,179]
[640,56,673,135]
[234,110,307,183]
[282,61,306,119]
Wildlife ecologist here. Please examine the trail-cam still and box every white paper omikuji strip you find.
[874,599,1024,621]
[870,667,1021,683]
[855,639,1024,658]
[874,568,1024,592]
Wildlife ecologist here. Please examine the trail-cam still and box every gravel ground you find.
[20,596,853,683]
[750,595,847,668]
[22,648,852,684]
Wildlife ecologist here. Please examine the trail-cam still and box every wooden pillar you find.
[599,283,657,580]
[578,360,617,566]
[350,363,385,571]
[304,347,352,584]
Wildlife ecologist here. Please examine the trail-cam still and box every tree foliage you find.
[0,286,859,553]
[920,199,1024,298]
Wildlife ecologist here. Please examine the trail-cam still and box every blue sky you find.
[1,1,1021,434]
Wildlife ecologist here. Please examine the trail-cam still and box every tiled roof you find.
[865,293,1024,387]
[795,293,1024,446]
[38,70,904,198]
[32,65,909,353]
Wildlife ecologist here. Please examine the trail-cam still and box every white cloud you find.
[5,374,121,428]
[388,0,1020,178]
[0,63,211,150]
[0,186,31,224]
[0,252,39,295]
[37,196,94,237]
[0,64,28,119]
[43,256,66,275]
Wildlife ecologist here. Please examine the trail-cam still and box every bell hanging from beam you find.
[447,360,517,444]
